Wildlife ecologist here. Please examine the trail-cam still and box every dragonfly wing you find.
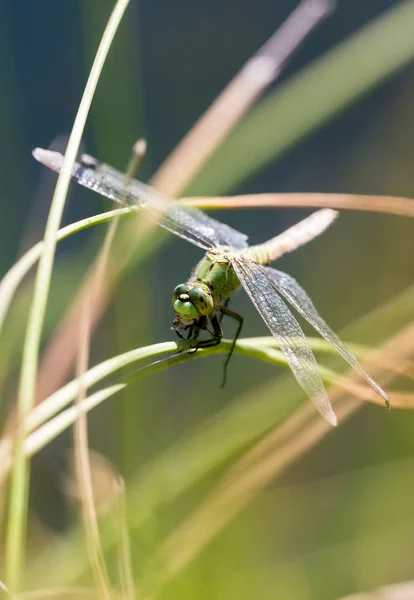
[33,148,248,251]
[232,259,337,425]
[267,268,389,404]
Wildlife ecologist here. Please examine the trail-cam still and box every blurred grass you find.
[3,0,132,590]
[80,0,146,479]
[80,0,144,164]
[0,0,414,598]
[184,0,414,195]
[24,283,414,591]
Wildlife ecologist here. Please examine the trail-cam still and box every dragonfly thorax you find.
[172,283,214,325]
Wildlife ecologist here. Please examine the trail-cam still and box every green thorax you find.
[189,250,241,306]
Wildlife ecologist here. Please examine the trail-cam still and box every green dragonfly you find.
[33,147,388,425]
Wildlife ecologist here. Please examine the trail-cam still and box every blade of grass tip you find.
[5,0,131,591]
[0,208,131,338]
[184,192,414,219]
[72,138,144,597]
[243,335,414,379]
[151,0,334,195]
[0,578,14,598]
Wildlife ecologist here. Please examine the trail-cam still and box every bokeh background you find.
[1,0,414,598]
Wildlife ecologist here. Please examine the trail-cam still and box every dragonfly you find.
[33,147,389,426]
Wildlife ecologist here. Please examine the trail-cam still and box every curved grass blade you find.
[5,0,131,590]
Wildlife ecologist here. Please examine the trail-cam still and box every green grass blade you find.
[5,0,131,590]
[22,284,414,588]
[0,208,131,337]
[185,0,414,195]
[0,333,401,487]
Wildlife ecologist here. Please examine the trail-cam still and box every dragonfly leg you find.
[218,298,230,325]
[186,325,197,340]
[190,314,222,352]
[171,316,201,353]
[218,306,243,388]
[187,325,203,353]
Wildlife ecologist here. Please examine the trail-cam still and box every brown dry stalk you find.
[114,478,136,600]
[28,2,333,412]
[151,0,333,195]
[336,579,414,600]
[31,191,414,409]
[184,193,414,218]
[147,321,414,587]
[72,220,120,600]
[72,141,147,597]
[320,382,413,409]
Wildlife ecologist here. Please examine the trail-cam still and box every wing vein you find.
[232,258,337,425]
[267,268,388,405]
[32,148,248,250]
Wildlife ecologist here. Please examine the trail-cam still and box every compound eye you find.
[172,284,187,302]
[188,287,213,314]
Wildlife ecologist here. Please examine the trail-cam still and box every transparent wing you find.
[232,259,337,425]
[266,268,389,404]
[33,148,248,251]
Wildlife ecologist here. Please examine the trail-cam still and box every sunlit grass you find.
[4,0,131,591]
[21,286,414,592]
[0,0,414,598]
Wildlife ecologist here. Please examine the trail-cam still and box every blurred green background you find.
[1,0,414,598]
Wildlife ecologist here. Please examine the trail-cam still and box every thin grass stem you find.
[5,0,131,590]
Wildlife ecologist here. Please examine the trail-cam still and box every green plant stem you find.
[0,334,392,487]
[0,208,130,337]
[5,0,131,590]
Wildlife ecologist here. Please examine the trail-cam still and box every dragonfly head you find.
[172,283,214,325]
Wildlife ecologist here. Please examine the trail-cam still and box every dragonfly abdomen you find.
[246,209,339,265]
[243,245,272,265]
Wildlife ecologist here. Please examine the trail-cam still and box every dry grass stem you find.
[71,136,149,597]
[337,579,414,599]
[72,222,119,600]
[185,193,414,218]
[144,321,414,590]
[115,478,136,600]
[5,0,131,589]
[151,0,333,195]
